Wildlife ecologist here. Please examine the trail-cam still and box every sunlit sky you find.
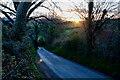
[0,0,119,22]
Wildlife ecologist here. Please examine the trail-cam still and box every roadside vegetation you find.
[2,24,44,79]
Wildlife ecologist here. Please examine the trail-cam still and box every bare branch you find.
[27,0,46,20]
[0,4,16,13]
[28,15,51,21]
[93,13,119,36]
[29,0,38,9]
[50,0,62,12]
[5,12,16,16]
[0,9,14,24]
[12,1,20,11]
[99,14,118,28]
[74,9,87,20]
[41,5,51,11]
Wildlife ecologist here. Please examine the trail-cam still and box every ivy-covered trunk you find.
[12,2,31,41]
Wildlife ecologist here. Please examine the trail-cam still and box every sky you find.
[0,0,87,21]
[0,0,119,21]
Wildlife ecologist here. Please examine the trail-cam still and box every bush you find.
[2,24,44,79]
[62,34,82,51]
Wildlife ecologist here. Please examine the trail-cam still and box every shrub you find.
[62,34,82,51]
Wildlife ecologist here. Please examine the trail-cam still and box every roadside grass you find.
[26,23,45,79]
[45,46,120,79]
[28,45,45,79]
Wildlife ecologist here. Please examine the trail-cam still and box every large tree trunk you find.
[11,2,31,41]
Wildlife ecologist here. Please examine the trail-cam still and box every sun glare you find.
[66,18,82,23]
[74,20,79,23]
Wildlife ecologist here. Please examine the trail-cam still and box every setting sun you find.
[66,18,82,23]
[74,20,80,23]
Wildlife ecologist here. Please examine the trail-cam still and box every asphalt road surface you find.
[37,47,112,79]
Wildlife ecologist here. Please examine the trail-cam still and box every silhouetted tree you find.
[86,0,94,55]
[71,0,119,55]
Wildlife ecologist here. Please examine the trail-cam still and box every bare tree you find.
[0,0,48,40]
[70,0,119,55]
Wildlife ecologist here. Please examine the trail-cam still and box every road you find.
[37,47,112,79]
